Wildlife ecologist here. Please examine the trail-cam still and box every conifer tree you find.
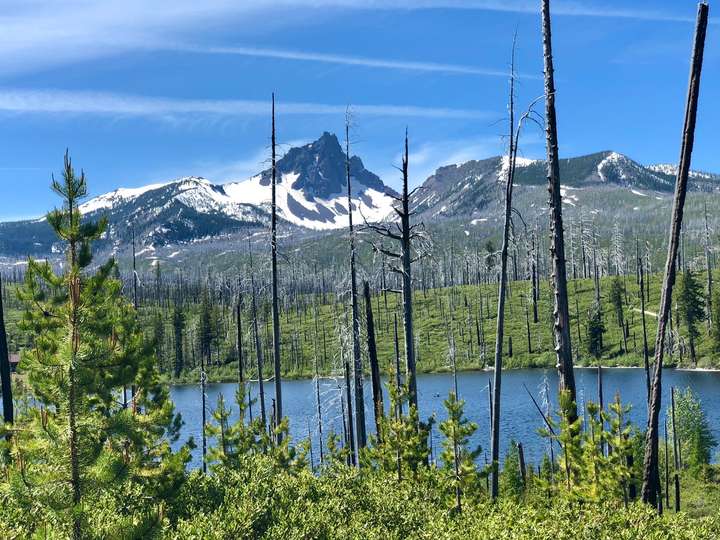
[586,301,605,360]
[439,391,481,512]
[677,270,704,366]
[2,153,189,537]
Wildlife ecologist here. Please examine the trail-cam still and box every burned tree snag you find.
[641,2,708,508]
[270,93,284,430]
[346,114,366,450]
[542,0,577,418]
[0,274,12,426]
[364,281,384,437]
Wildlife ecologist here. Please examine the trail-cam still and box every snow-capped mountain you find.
[223,132,397,230]
[411,150,720,219]
[0,133,398,256]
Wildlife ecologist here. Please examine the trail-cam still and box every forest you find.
[1,1,720,538]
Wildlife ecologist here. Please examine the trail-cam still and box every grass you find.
[5,269,718,384]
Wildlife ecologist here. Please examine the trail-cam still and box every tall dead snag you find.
[641,1,708,508]
[0,274,13,426]
[364,281,384,437]
[704,201,713,329]
[345,113,366,451]
[270,93,283,429]
[343,342,356,466]
[313,303,325,464]
[236,286,244,385]
[491,37,518,500]
[250,249,267,429]
[542,0,577,419]
[637,240,650,405]
[366,131,426,413]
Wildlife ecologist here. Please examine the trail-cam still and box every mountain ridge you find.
[1,142,719,260]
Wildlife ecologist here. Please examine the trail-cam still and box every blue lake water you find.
[171,368,720,470]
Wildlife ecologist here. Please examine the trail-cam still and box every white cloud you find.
[0,1,700,76]
[173,44,537,79]
[0,88,491,120]
[375,132,543,189]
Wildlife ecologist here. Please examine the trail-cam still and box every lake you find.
[171,367,720,470]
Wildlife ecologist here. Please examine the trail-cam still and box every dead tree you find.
[366,131,427,413]
[491,38,536,499]
[250,261,267,429]
[638,240,650,404]
[270,93,283,428]
[542,0,577,418]
[704,201,713,329]
[236,287,244,384]
[364,281,384,437]
[641,1,708,508]
[671,387,681,512]
[0,274,13,426]
[345,113,366,450]
[313,303,325,465]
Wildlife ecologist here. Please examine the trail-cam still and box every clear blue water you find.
[171,368,720,470]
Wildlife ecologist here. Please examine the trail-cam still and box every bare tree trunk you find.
[490,39,517,499]
[518,442,527,490]
[251,271,267,429]
[346,116,366,451]
[671,387,681,512]
[343,348,356,466]
[200,342,207,474]
[237,290,244,384]
[705,201,713,329]
[270,93,284,431]
[638,241,651,405]
[542,0,577,417]
[0,275,13,426]
[400,134,418,412]
[364,281,384,438]
[531,227,539,323]
[642,2,708,507]
[393,313,402,417]
[313,309,325,465]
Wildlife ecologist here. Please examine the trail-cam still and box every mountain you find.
[224,132,397,230]
[0,133,397,257]
[411,151,720,219]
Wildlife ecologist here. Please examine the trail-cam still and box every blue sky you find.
[0,0,717,220]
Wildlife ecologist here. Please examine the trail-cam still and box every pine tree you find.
[586,301,605,360]
[668,387,717,469]
[439,391,481,512]
[677,270,704,366]
[2,153,190,537]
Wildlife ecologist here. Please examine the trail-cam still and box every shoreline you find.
[166,364,720,385]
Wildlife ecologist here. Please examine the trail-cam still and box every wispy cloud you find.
[173,44,536,79]
[376,132,544,188]
[0,88,490,120]
[0,1,700,77]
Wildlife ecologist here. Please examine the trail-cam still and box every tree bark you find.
[0,275,13,426]
[346,118,366,451]
[270,93,283,429]
[638,241,651,406]
[400,134,418,412]
[705,201,713,329]
[364,281,384,438]
[542,0,577,417]
[641,2,708,507]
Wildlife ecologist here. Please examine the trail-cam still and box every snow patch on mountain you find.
[80,180,173,213]
[224,173,395,230]
[498,155,536,179]
[649,163,718,182]
[560,185,580,206]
